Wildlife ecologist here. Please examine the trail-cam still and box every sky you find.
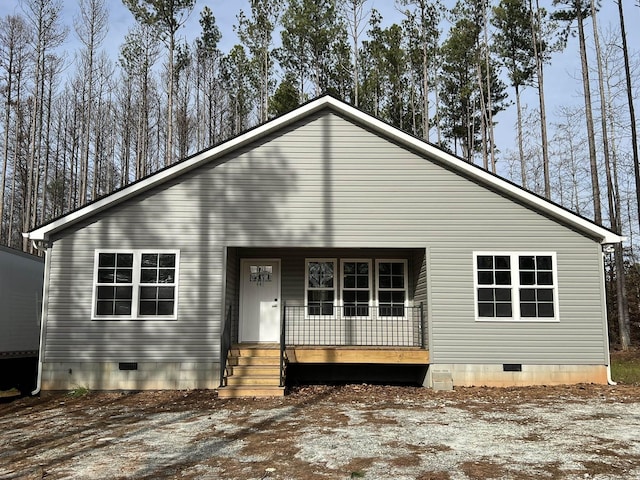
[1,0,639,179]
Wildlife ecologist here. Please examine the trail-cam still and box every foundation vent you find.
[119,362,138,371]
[503,364,522,372]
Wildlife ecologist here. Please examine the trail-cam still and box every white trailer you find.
[0,246,44,358]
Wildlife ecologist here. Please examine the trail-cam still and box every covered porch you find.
[219,247,430,397]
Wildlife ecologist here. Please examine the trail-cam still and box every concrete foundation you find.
[41,361,220,390]
[425,364,608,388]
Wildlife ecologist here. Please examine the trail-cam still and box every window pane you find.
[99,253,115,267]
[391,291,405,303]
[520,303,536,317]
[537,272,553,285]
[158,287,175,299]
[537,256,552,270]
[495,288,511,301]
[379,275,391,289]
[157,301,175,315]
[495,271,511,285]
[117,254,133,267]
[495,256,510,269]
[356,291,369,302]
[116,269,132,283]
[391,275,404,289]
[478,303,494,317]
[96,301,113,315]
[140,286,157,300]
[115,286,132,300]
[378,262,390,274]
[520,271,535,285]
[98,269,114,283]
[159,269,175,283]
[477,271,493,285]
[358,263,369,274]
[141,269,157,283]
[478,288,494,301]
[141,254,158,267]
[343,262,355,274]
[356,275,368,288]
[139,301,156,315]
[538,289,553,302]
[519,256,535,270]
[477,256,493,270]
[343,291,355,303]
[538,303,554,317]
[114,301,131,315]
[520,288,535,301]
[97,286,115,300]
[344,275,355,288]
[159,254,175,267]
[496,303,512,317]
[392,263,404,275]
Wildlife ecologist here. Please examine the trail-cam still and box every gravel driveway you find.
[1,384,639,479]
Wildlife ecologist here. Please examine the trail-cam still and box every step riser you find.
[227,377,281,386]
[218,388,285,398]
[228,367,281,376]
[230,357,281,366]
[231,349,281,358]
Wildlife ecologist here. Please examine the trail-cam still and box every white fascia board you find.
[324,97,623,245]
[25,98,330,242]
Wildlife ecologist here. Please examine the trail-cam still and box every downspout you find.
[601,245,617,386]
[25,235,49,395]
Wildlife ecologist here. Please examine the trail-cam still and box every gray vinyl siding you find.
[44,111,608,365]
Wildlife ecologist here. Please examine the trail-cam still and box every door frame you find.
[238,258,282,343]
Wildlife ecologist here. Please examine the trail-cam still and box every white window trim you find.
[340,259,373,318]
[375,259,409,318]
[304,258,337,319]
[92,249,180,321]
[473,251,559,322]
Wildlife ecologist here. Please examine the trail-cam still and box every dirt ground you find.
[1,381,639,480]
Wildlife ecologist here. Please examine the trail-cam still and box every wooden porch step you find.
[219,343,285,398]
[227,365,281,376]
[231,347,280,357]
[217,385,285,398]
[226,375,282,386]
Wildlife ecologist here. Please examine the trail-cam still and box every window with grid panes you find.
[93,251,179,319]
[342,260,371,317]
[306,260,336,316]
[474,252,557,321]
[377,260,407,317]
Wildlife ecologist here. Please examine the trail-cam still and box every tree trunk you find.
[515,85,526,188]
[576,4,602,224]
[616,0,640,243]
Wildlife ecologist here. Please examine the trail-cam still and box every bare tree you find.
[0,15,31,245]
[75,0,108,205]
[123,0,195,167]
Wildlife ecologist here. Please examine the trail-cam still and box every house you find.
[25,95,621,397]
[0,245,44,393]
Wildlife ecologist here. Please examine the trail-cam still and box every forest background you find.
[0,0,638,347]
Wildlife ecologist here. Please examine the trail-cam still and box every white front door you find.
[239,259,281,343]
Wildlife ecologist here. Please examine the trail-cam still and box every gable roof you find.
[25,95,622,245]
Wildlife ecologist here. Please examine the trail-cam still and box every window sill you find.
[92,316,178,321]
[475,317,559,323]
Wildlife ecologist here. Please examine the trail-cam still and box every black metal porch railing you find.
[220,304,233,386]
[282,304,425,348]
